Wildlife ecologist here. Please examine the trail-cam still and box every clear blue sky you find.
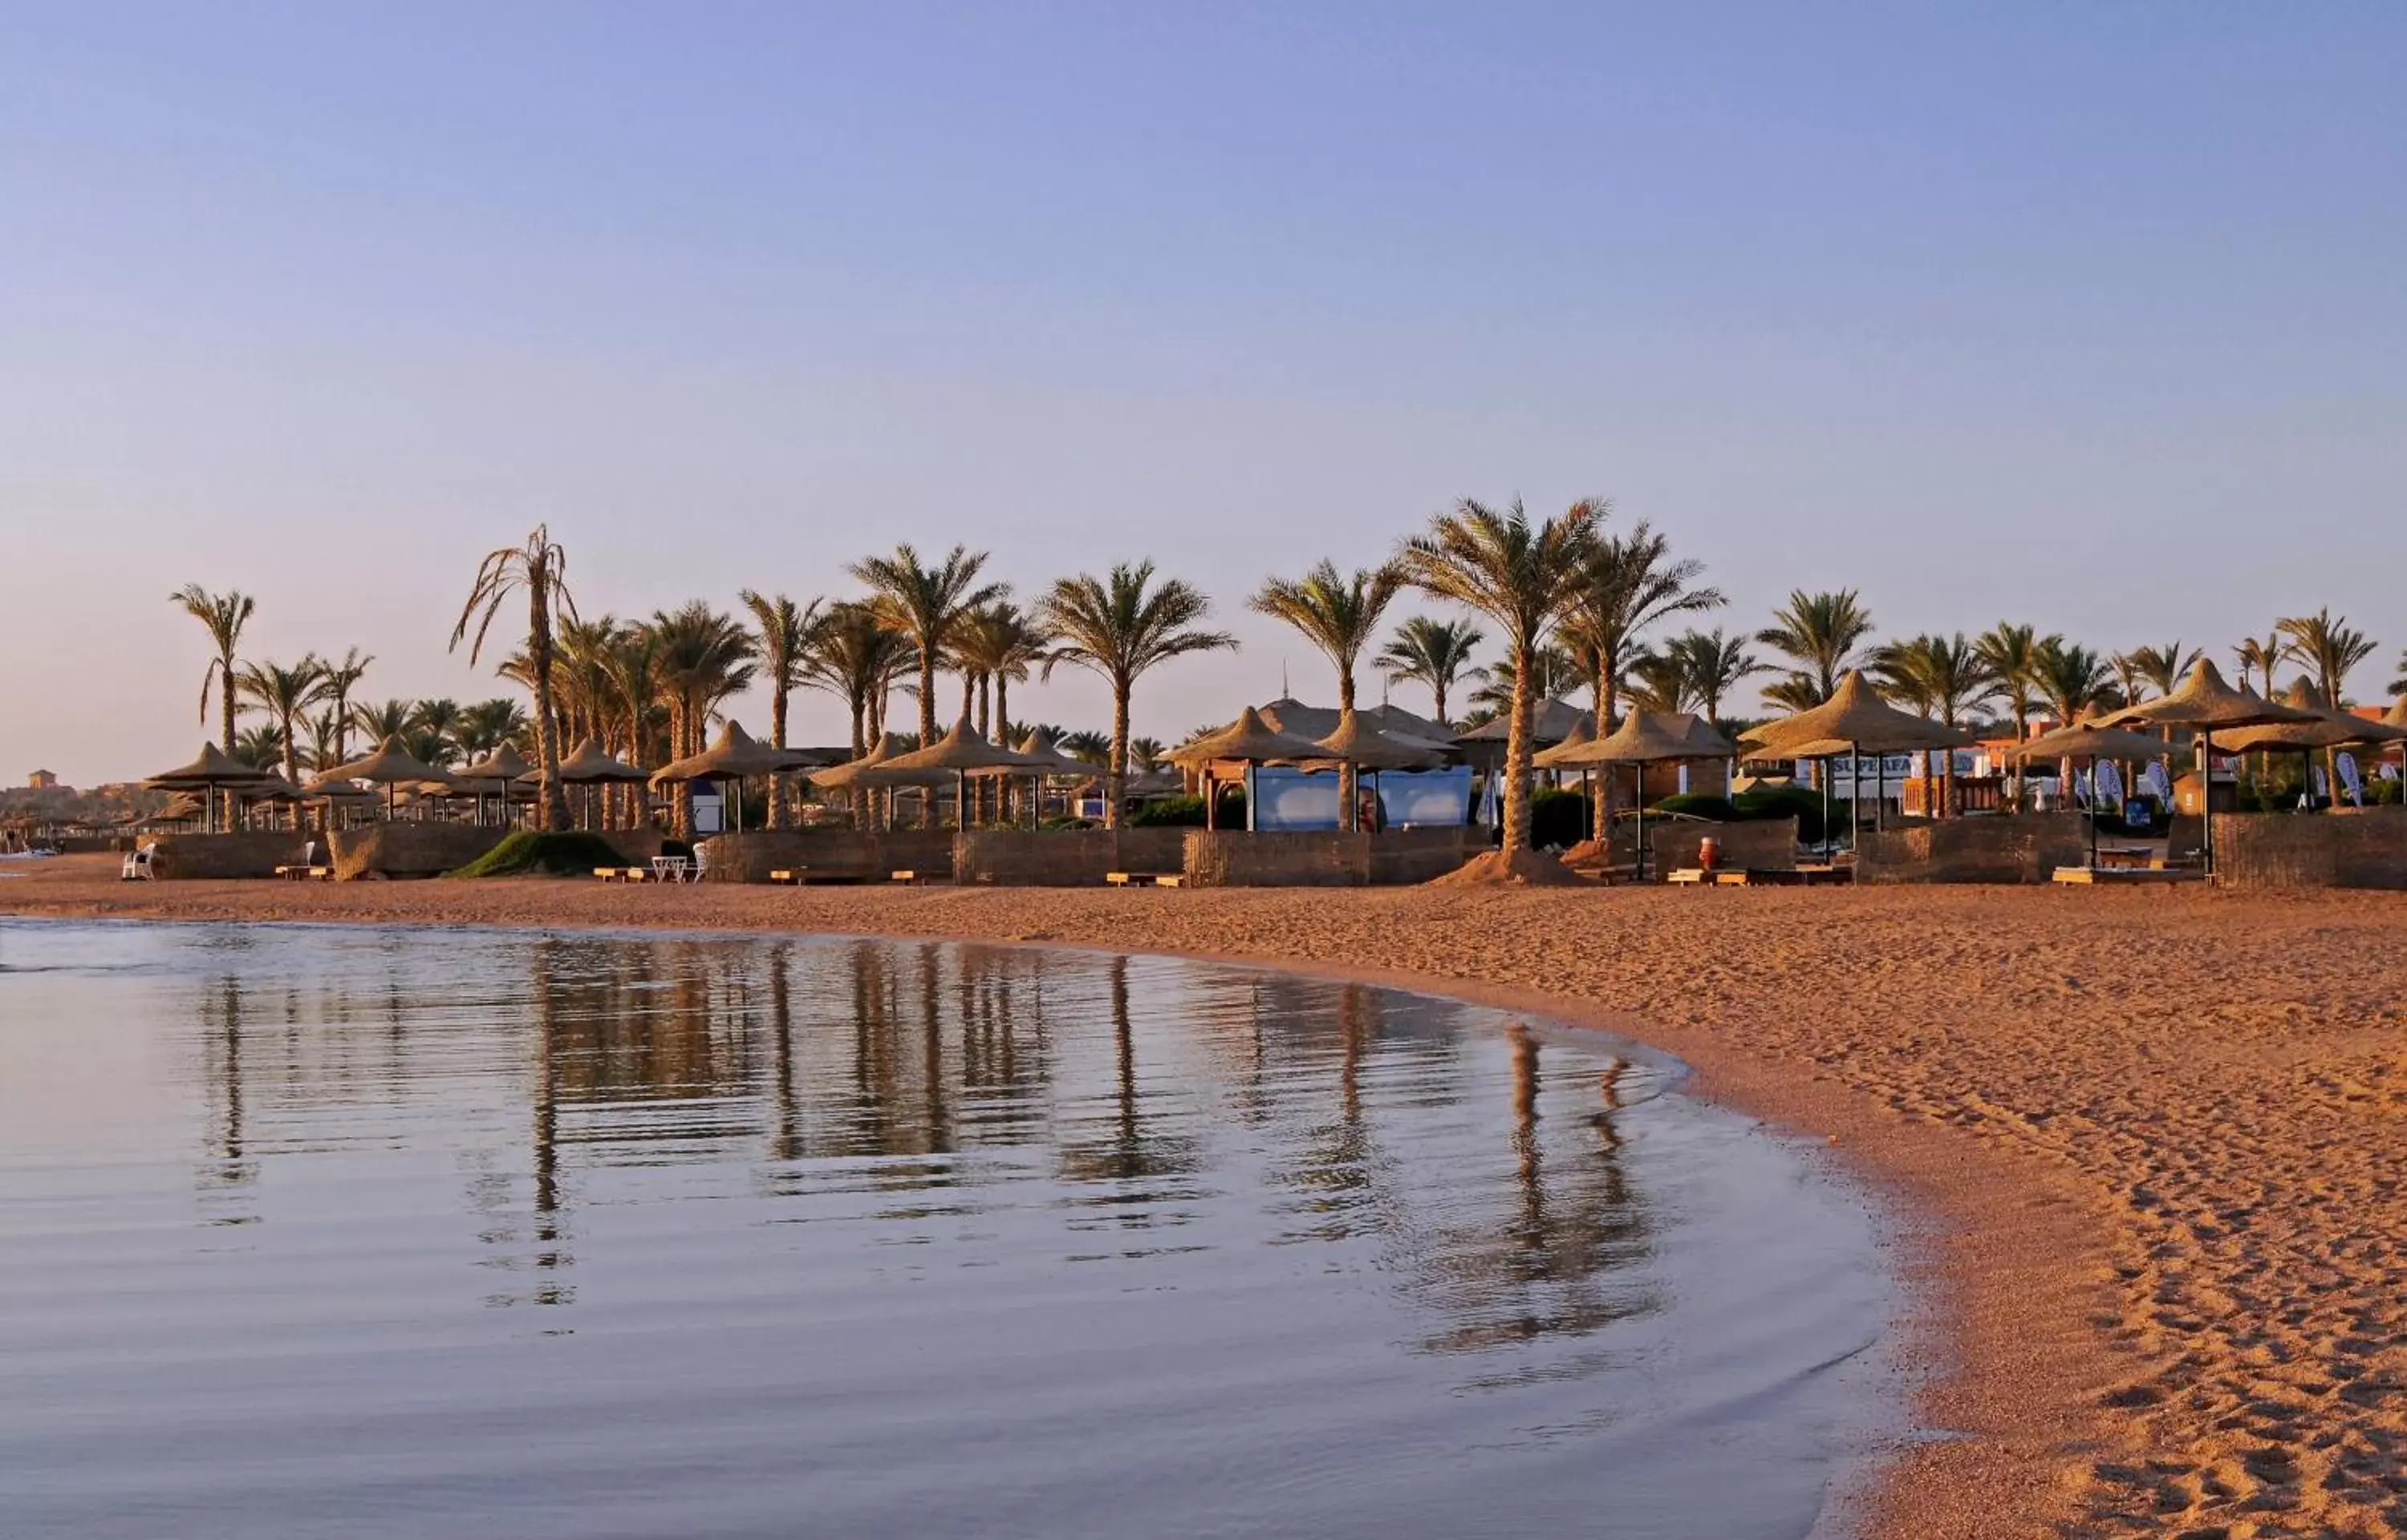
[4,4,2402,785]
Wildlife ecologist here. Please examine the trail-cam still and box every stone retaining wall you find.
[1647,817,1798,877]
[1183,830,1369,887]
[954,828,1187,886]
[1856,814,2089,884]
[1366,827,1481,884]
[331,824,510,880]
[2213,808,2407,890]
[146,832,315,879]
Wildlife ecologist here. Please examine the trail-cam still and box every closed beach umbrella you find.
[2097,659,2315,870]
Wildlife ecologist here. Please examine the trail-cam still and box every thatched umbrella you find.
[312,736,453,819]
[865,717,1046,829]
[810,734,941,829]
[1168,707,1326,830]
[2097,659,2315,870]
[2007,718,2197,869]
[519,737,647,830]
[1309,708,1443,832]
[650,721,789,835]
[450,744,534,828]
[144,743,272,832]
[1745,671,1974,840]
[2210,683,2407,811]
[1532,719,1599,822]
[1551,711,1737,879]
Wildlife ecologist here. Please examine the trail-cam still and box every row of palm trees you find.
[177,505,2393,849]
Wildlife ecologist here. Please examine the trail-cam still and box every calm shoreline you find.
[12,860,2407,1536]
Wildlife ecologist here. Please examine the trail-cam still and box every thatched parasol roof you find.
[524,738,650,784]
[453,745,534,786]
[649,721,789,786]
[144,743,273,789]
[316,736,453,787]
[2007,718,2188,763]
[1746,671,1975,756]
[1001,729,1097,777]
[2214,682,2407,752]
[1256,699,1456,756]
[1532,719,1597,768]
[2098,659,2314,732]
[1454,697,1591,746]
[305,780,378,801]
[810,734,948,790]
[1310,708,1443,768]
[241,771,307,802]
[875,717,1046,774]
[1552,709,1736,766]
[1166,707,1324,766]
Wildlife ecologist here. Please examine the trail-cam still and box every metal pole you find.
[2200,730,2214,874]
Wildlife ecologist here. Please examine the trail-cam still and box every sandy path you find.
[7,859,2407,1538]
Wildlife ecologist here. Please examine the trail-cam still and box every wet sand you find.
[9,857,2407,1538]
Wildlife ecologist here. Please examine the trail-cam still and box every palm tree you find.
[170,585,257,753]
[1664,629,1763,727]
[2234,630,2292,696]
[1395,497,1605,851]
[1756,590,1873,713]
[1376,616,1487,728]
[1252,560,1405,829]
[349,698,414,748]
[952,601,1056,746]
[849,544,1006,744]
[803,601,915,763]
[1038,562,1237,830]
[303,709,344,774]
[2278,610,2378,711]
[1624,649,1696,712]
[1557,522,1723,830]
[407,699,466,767]
[1974,622,2051,806]
[2122,640,2201,702]
[2279,610,2380,792]
[1129,736,1166,774]
[233,723,286,771]
[739,590,824,828]
[1060,730,1110,766]
[452,525,577,830]
[1869,634,1995,817]
[649,602,757,836]
[2030,640,2119,802]
[2391,648,2407,699]
[1466,644,1578,721]
[458,698,530,759]
[316,647,373,763]
[236,657,325,785]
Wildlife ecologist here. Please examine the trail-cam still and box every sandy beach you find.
[7,858,2405,1538]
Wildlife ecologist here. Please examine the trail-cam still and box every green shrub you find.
[1529,786,1592,848]
[1651,792,1739,822]
[446,830,629,878]
[1733,784,1844,843]
[1130,790,1246,828]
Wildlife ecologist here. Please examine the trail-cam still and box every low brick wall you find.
[1857,814,2089,884]
[1183,830,1370,887]
[697,829,883,883]
[880,829,956,878]
[330,824,510,881]
[2214,809,2407,890]
[146,832,315,879]
[1367,827,1481,884]
[953,828,1188,886]
[1646,817,1798,877]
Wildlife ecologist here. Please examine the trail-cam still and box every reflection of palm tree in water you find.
[197,975,258,1195]
[768,943,801,1162]
[1054,954,1199,1194]
[1412,1026,1650,1358]
[523,941,571,1305]
[1273,985,1390,1240]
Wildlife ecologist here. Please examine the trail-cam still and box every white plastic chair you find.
[120,845,156,881]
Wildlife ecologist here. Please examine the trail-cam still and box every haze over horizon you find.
[5,4,2403,787]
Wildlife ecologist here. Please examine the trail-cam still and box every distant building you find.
[27,770,59,790]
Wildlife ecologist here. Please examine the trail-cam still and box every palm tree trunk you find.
[220,664,238,756]
[768,685,789,829]
[1504,642,1536,851]
[1106,676,1130,833]
[1337,669,1358,833]
[522,582,567,832]
[919,654,939,744]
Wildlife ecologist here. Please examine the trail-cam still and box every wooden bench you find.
[594,866,647,883]
[1666,869,1711,886]
[1106,872,1184,888]
[274,865,333,882]
[891,869,944,886]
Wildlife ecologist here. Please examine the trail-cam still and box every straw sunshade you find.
[1531,719,1597,768]
[319,736,453,788]
[648,721,789,786]
[848,718,1045,829]
[1166,707,1324,766]
[144,743,271,789]
[2213,683,2407,752]
[1311,708,1443,769]
[1003,729,1096,777]
[1746,671,1975,756]
[526,738,650,784]
[809,733,919,789]
[2094,660,2319,870]
[1548,711,1738,879]
[2007,719,2186,764]
[454,744,534,785]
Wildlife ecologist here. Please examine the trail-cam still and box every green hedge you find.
[445,831,628,878]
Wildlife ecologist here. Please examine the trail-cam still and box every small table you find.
[651,856,694,883]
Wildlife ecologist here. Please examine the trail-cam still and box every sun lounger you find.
[1106,871,1183,888]
[274,864,333,881]
[2051,866,2206,886]
[594,866,647,882]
